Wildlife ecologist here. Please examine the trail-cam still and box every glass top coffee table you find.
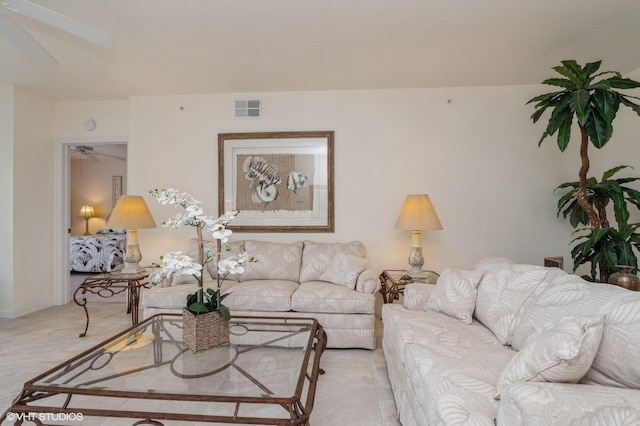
[3,314,326,425]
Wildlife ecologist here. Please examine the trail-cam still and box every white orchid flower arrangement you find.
[150,188,252,318]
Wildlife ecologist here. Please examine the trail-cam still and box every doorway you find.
[55,139,128,305]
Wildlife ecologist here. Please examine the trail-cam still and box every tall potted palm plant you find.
[529,59,640,282]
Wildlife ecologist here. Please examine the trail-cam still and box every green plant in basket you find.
[150,188,251,318]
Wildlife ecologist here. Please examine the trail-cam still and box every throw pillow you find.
[318,252,369,289]
[494,315,605,399]
[241,240,303,282]
[299,241,366,282]
[425,268,483,324]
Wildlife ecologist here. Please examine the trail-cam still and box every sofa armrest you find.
[403,283,436,311]
[355,269,381,294]
[497,382,640,425]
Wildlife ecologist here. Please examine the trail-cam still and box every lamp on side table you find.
[395,194,443,279]
[107,195,156,274]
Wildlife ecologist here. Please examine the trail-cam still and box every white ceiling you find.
[2,0,640,102]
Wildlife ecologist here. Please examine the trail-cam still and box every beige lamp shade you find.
[107,195,156,274]
[107,195,156,229]
[394,194,442,230]
[78,205,96,218]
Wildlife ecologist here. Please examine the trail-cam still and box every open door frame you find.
[54,137,127,305]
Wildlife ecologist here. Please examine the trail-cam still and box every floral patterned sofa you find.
[382,257,640,425]
[141,240,380,349]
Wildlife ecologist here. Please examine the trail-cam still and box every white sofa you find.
[142,240,380,349]
[382,257,640,425]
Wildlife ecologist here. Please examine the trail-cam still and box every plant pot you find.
[608,265,640,291]
[182,308,230,353]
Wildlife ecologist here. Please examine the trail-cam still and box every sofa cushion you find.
[292,281,375,314]
[299,241,367,286]
[223,279,299,312]
[510,273,640,389]
[404,341,513,426]
[495,316,604,399]
[382,303,515,424]
[142,280,239,309]
[240,240,303,282]
[474,263,549,345]
[425,268,483,324]
[382,304,509,374]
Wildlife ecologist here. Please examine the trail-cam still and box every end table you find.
[73,271,149,337]
[379,269,439,304]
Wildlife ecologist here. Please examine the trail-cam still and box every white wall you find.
[126,86,580,276]
[47,82,640,317]
[12,88,54,314]
[0,86,15,315]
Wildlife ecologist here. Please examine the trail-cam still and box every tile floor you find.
[0,276,400,425]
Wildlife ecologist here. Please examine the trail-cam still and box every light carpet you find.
[0,284,400,425]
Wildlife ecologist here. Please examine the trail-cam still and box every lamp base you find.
[408,268,427,279]
[121,262,145,274]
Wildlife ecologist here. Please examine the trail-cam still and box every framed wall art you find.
[112,175,123,206]
[218,131,334,232]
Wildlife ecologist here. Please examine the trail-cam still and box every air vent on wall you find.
[235,99,261,118]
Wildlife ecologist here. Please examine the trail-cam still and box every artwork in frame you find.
[112,176,123,206]
[218,131,334,232]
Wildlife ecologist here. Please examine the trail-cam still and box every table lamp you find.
[395,194,443,279]
[107,195,156,274]
[78,205,96,235]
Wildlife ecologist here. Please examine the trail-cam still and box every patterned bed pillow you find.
[425,268,483,324]
[495,315,605,399]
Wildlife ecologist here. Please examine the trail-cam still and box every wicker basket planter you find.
[182,308,230,353]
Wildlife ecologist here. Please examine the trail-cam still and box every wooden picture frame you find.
[112,176,123,206]
[218,131,334,232]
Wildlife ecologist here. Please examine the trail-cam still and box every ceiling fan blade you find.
[1,0,113,48]
[0,10,57,65]
[96,152,125,161]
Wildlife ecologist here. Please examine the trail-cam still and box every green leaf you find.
[556,117,573,151]
[554,62,582,85]
[219,305,231,320]
[186,293,197,307]
[584,109,612,148]
[582,60,602,77]
[187,301,210,314]
[538,131,550,146]
[602,165,631,181]
[589,81,611,90]
[610,187,630,226]
[603,77,640,89]
[543,78,576,90]
[527,91,564,105]
[568,90,590,125]
[592,89,619,123]
[560,60,587,85]
[615,240,637,270]
[570,204,590,227]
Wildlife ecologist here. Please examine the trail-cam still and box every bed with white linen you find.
[69,229,126,272]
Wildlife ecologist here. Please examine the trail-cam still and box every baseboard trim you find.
[0,303,54,319]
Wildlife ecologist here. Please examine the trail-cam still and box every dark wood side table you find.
[73,272,149,337]
[379,269,439,303]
